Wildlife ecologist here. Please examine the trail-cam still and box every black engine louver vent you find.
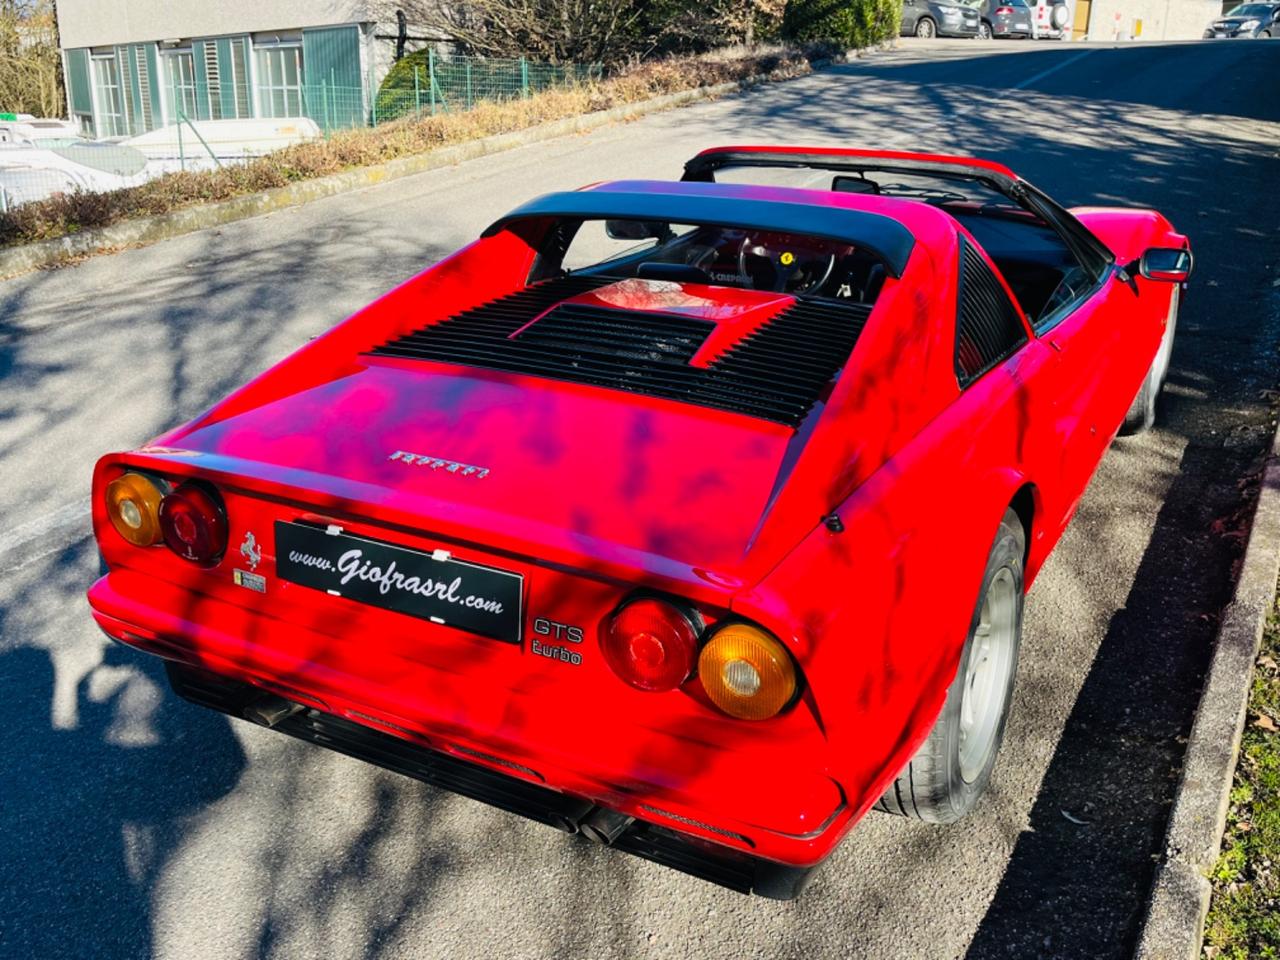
[369,276,872,427]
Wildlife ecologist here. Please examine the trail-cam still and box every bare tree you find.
[414,0,644,64]
[0,0,63,117]
[649,0,787,50]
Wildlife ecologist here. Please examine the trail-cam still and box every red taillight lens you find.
[158,483,228,565]
[996,6,1014,13]
[601,598,700,692]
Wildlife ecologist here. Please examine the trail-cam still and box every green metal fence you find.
[303,50,602,134]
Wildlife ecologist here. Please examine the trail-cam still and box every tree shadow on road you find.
[0,643,246,959]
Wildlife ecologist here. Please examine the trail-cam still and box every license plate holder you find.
[274,521,524,643]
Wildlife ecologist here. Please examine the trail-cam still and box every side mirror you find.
[604,219,668,241]
[1138,247,1192,283]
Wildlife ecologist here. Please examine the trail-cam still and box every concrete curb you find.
[0,49,876,282]
[1135,423,1280,959]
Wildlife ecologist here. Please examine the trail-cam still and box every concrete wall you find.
[56,0,376,49]
[1081,0,1221,40]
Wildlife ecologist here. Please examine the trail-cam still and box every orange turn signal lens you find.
[698,622,798,721]
[105,472,164,547]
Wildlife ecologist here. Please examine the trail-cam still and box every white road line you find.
[1012,50,1095,90]
[0,501,91,558]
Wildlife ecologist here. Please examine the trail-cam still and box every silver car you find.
[1204,2,1280,37]
[901,0,982,37]
[970,0,1035,38]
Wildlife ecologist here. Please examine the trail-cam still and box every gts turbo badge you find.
[388,450,490,479]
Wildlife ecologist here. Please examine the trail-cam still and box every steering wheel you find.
[737,234,838,294]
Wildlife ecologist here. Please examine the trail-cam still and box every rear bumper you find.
[88,569,853,883]
[164,661,817,898]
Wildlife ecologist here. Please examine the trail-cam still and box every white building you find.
[55,1,414,137]
[1071,0,1228,39]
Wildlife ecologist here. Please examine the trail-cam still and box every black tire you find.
[1119,285,1179,436]
[979,20,993,38]
[915,16,937,37]
[876,509,1025,824]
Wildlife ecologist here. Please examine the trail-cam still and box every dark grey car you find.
[1204,2,1280,36]
[970,0,1034,38]
[901,0,981,37]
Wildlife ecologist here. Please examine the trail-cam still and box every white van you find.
[1029,0,1072,37]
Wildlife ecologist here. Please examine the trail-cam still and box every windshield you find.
[1226,4,1274,14]
[539,218,889,302]
[710,162,1026,211]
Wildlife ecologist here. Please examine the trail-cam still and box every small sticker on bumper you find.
[233,569,267,593]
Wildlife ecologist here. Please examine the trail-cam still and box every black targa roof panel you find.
[483,180,917,278]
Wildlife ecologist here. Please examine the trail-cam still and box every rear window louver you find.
[368,275,871,427]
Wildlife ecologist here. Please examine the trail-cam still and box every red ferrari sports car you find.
[88,146,1191,898]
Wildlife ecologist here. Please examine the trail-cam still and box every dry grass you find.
[0,46,835,249]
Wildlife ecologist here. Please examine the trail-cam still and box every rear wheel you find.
[1119,285,1179,436]
[876,509,1025,823]
[916,16,937,37]
[979,20,993,38]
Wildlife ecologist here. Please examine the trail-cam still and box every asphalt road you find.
[2,38,1279,960]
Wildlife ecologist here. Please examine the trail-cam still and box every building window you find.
[230,39,251,118]
[255,44,303,117]
[91,53,128,138]
[162,49,197,123]
[204,42,222,119]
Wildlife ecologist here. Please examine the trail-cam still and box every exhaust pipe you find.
[244,695,304,728]
[580,808,635,846]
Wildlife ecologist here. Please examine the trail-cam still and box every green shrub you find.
[782,0,901,47]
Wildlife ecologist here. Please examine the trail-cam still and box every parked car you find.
[88,146,1191,898]
[970,0,1035,37]
[1204,2,1280,37]
[1030,0,1072,37]
[901,0,981,37]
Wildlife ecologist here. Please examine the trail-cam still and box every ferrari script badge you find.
[388,450,490,479]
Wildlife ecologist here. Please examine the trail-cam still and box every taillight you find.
[104,472,165,546]
[996,6,1014,12]
[698,622,798,721]
[158,483,228,565]
[601,597,701,692]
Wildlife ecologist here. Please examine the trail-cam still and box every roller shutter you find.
[65,48,93,115]
[301,25,363,129]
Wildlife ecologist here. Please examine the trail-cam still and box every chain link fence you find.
[368,51,603,127]
[300,50,602,132]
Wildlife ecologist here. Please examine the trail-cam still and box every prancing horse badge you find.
[239,531,262,571]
